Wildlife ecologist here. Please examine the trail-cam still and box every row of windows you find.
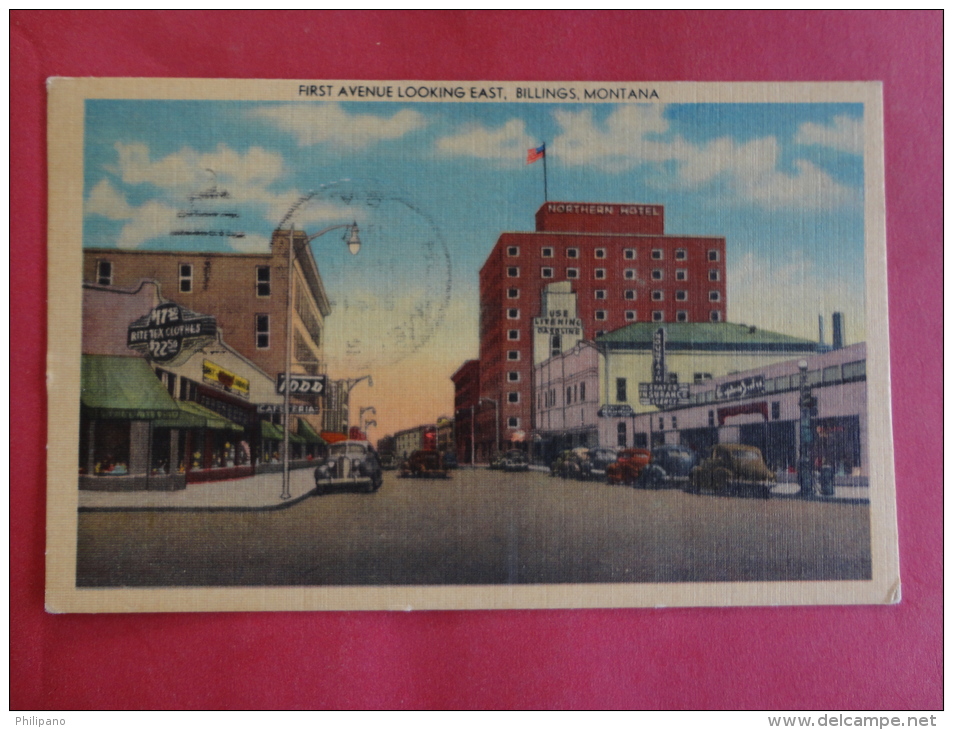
[540,382,588,409]
[506,266,721,281]
[506,245,720,262]
[505,308,723,337]
[504,292,721,320]
[95,260,274,297]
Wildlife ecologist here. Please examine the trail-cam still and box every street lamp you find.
[281,221,362,500]
[480,397,499,459]
[340,375,373,436]
[797,359,815,497]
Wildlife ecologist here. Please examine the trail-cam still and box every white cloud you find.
[253,103,425,148]
[435,118,533,161]
[228,233,271,254]
[553,105,671,172]
[85,178,178,249]
[795,115,863,155]
[86,179,135,219]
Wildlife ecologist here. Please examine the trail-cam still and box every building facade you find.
[478,201,727,455]
[451,359,480,463]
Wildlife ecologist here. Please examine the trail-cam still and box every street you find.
[77,468,871,587]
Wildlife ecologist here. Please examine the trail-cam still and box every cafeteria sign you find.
[127,302,217,364]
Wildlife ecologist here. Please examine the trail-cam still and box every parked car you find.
[688,444,775,498]
[550,449,575,477]
[399,450,450,479]
[637,444,698,488]
[578,447,618,481]
[379,453,398,470]
[442,452,459,470]
[606,448,652,486]
[501,449,529,472]
[489,453,506,470]
[313,440,383,494]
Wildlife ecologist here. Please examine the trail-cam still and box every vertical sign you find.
[652,327,666,384]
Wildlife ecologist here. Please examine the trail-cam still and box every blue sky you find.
[83,99,867,432]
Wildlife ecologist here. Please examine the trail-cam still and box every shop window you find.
[652,269,663,280]
[255,314,270,349]
[771,401,781,420]
[96,260,113,286]
[508,329,520,341]
[652,290,664,301]
[256,266,271,297]
[675,249,687,260]
[653,311,664,322]
[625,310,636,321]
[652,249,663,260]
[507,246,520,256]
[708,250,720,261]
[176,263,192,293]
[542,247,554,258]
[567,248,579,259]
[508,417,520,428]
[710,311,722,322]
[676,290,687,301]
[676,269,687,281]
[594,290,607,300]
[508,392,520,404]
[709,291,721,302]
[594,268,606,279]
[507,308,520,319]
[566,268,579,279]
[507,288,519,299]
[595,248,606,259]
[541,267,554,278]
[508,371,520,382]
[507,266,519,277]
[676,311,688,322]
[617,421,627,447]
[616,377,627,402]
[507,350,520,361]
[623,249,636,260]
[624,290,636,300]
[709,270,721,282]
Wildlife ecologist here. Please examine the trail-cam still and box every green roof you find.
[595,322,818,353]
[81,355,181,420]
[297,418,327,444]
[261,421,305,443]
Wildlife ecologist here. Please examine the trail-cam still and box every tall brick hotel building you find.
[467,201,727,460]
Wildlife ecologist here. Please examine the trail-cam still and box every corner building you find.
[478,202,727,456]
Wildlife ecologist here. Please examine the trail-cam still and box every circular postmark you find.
[279,179,452,375]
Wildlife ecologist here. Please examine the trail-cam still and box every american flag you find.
[526,143,546,164]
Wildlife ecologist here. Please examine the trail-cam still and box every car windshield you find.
[330,443,366,458]
[733,450,761,461]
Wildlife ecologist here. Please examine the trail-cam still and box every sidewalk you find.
[78,467,318,512]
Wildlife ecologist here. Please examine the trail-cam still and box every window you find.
[842,360,866,381]
[96,260,112,286]
[625,310,637,321]
[566,268,579,279]
[652,290,664,301]
[507,392,520,404]
[541,247,554,258]
[541,267,554,278]
[653,311,664,322]
[676,311,688,322]
[616,377,627,402]
[823,365,841,383]
[624,290,636,300]
[255,314,270,349]
[595,310,607,321]
[179,263,194,293]
[507,246,520,256]
[566,248,579,259]
[507,350,520,361]
[508,329,520,340]
[694,372,712,383]
[594,290,606,300]
[672,416,678,430]
[708,250,720,261]
[676,269,687,281]
[617,421,627,448]
[595,330,605,337]
[624,269,637,280]
[675,290,687,301]
[551,334,562,357]
[652,269,663,280]
[709,291,721,302]
[623,249,636,260]
[594,248,606,259]
[675,248,687,260]
[710,311,722,322]
[507,288,519,299]
[708,410,715,427]
[508,371,520,382]
[579,382,586,401]
[507,308,519,319]
[652,249,663,260]
[508,417,520,428]
[594,268,606,279]
[771,402,781,420]
[709,270,721,281]
[255,265,270,297]
[658,417,664,431]
[507,266,519,277]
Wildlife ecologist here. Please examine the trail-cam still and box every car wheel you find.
[760,485,771,500]
[713,468,731,493]
[313,479,326,496]
[687,469,702,493]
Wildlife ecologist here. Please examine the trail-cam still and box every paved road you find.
[76,468,871,587]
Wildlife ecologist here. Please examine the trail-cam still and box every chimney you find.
[832,312,844,350]
[818,315,825,346]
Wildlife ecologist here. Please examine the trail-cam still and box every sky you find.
[83,98,866,437]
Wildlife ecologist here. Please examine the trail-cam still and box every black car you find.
[639,444,698,488]
[501,449,529,472]
[314,440,383,494]
[579,447,619,481]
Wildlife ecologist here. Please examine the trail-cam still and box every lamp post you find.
[339,375,373,437]
[797,359,815,497]
[480,397,499,459]
[359,406,377,437]
[281,221,361,500]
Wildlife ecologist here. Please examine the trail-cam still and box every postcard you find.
[46,79,898,611]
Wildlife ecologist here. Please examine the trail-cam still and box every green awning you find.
[297,418,327,445]
[81,355,181,420]
[174,401,244,432]
[261,421,306,443]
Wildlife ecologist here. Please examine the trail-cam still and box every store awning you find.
[298,419,327,445]
[261,421,305,443]
[173,401,244,432]
[321,431,349,444]
[81,355,181,420]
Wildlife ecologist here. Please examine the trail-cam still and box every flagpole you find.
[542,141,548,202]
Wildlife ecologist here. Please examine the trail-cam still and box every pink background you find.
[11,11,941,710]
